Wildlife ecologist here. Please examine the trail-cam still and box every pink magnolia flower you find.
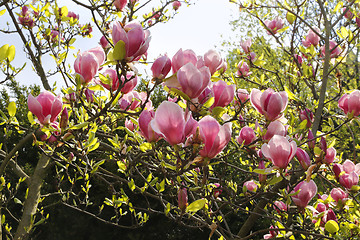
[112,21,151,62]
[98,68,119,91]
[204,49,223,75]
[302,27,320,47]
[28,91,63,125]
[330,188,348,203]
[294,54,303,65]
[263,120,287,141]
[139,110,160,142]
[198,116,232,159]
[18,6,34,28]
[173,1,181,10]
[198,87,212,105]
[250,88,288,121]
[218,60,227,74]
[261,135,297,169]
[264,226,278,239]
[213,183,222,198]
[114,0,127,11]
[338,90,360,117]
[237,126,256,145]
[84,88,94,102]
[300,108,314,128]
[307,130,315,149]
[120,73,138,94]
[150,101,186,145]
[237,61,251,77]
[264,17,284,34]
[151,55,171,80]
[100,36,110,49]
[243,180,258,192]
[291,180,317,209]
[274,200,287,213]
[171,49,198,73]
[336,160,360,189]
[74,46,105,84]
[67,11,79,20]
[296,148,311,170]
[321,40,341,58]
[211,80,236,109]
[236,89,249,105]
[177,63,211,99]
[324,147,336,164]
[240,39,252,54]
[118,91,141,110]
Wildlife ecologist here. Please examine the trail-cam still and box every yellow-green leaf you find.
[186,199,206,213]
[113,40,126,61]
[286,11,296,24]
[325,220,339,233]
[340,26,349,39]
[7,102,16,117]
[0,9,6,17]
[0,44,9,61]
[140,142,152,152]
[7,45,15,62]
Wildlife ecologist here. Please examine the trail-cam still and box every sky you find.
[0,0,238,89]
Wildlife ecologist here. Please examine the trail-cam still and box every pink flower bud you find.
[321,40,341,58]
[178,187,188,212]
[338,90,360,117]
[258,160,267,183]
[243,180,258,192]
[98,68,119,91]
[173,1,181,11]
[150,101,186,145]
[296,148,311,170]
[118,91,141,110]
[316,202,327,213]
[248,52,256,62]
[261,135,297,169]
[333,163,342,178]
[302,27,320,47]
[324,147,336,164]
[139,110,160,142]
[151,55,171,79]
[211,80,235,109]
[264,17,284,34]
[330,188,348,203]
[120,73,138,94]
[112,21,151,62]
[291,180,317,209]
[320,137,327,153]
[213,183,222,198]
[343,7,354,19]
[198,87,212,105]
[294,54,303,65]
[323,209,337,223]
[171,48,198,73]
[100,36,110,49]
[28,91,63,125]
[263,120,287,141]
[307,130,315,149]
[114,0,127,11]
[237,126,256,145]
[300,108,314,128]
[339,172,359,189]
[204,49,223,75]
[84,88,94,102]
[237,60,251,77]
[250,88,288,121]
[125,118,136,131]
[177,63,211,99]
[198,116,232,159]
[74,46,105,84]
[240,38,252,54]
[59,107,68,130]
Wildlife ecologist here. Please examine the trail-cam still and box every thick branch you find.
[14,154,50,240]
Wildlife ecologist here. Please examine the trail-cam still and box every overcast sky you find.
[0,0,237,89]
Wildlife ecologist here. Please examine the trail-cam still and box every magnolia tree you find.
[1,0,360,239]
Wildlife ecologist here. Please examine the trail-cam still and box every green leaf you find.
[286,11,296,24]
[186,199,206,213]
[0,9,6,17]
[267,175,283,185]
[7,45,15,62]
[203,97,214,108]
[113,40,126,61]
[253,168,275,175]
[0,44,9,61]
[212,106,226,118]
[340,26,349,39]
[284,86,298,101]
[7,102,16,117]
[170,88,191,101]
